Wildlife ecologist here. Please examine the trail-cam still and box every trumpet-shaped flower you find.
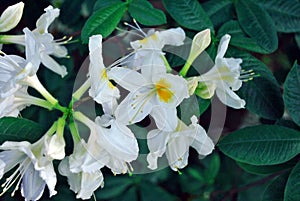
[197,34,246,109]
[147,116,214,171]
[0,53,35,98]
[0,135,58,200]
[126,26,185,76]
[88,35,120,107]
[23,6,68,77]
[74,112,139,175]
[0,2,24,32]
[58,140,104,200]
[110,67,189,131]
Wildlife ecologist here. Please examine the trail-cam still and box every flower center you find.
[155,79,173,103]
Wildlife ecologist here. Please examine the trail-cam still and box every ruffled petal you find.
[36,6,59,34]
[150,106,178,132]
[215,86,245,109]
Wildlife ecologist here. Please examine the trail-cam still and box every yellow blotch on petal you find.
[100,70,115,89]
[155,79,173,103]
[139,33,158,44]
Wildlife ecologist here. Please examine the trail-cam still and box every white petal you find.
[36,6,59,34]
[108,67,147,92]
[157,27,186,47]
[21,164,46,201]
[190,124,214,156]
[88,34,105,72]
[187,29,211,64]
[39,162,57,197]
[95,118,139,162]
[58,158,81,193]
[0,150,25,175]
[150,106,178,132]
[46,134,66,160]
[216,34,231,59]
[215,86,245,109]
[115,87,154,125]
[0,2,24,32]
[140,51,166,81]
[146,129,170,170]
[40,53,67,77]
[77,171,104,200]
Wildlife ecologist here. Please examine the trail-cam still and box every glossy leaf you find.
[284,62,300,127]
[237,161,294,175]
[284,161,300,201]
[203,0,234,28]
[162,0,213,31]
[128,0,166,26]
[179,95,200,125]
[227,49,284,120]
[81,2,127,43]
[217,20,269,53]
[218,125,300,165]
[258,0,300,33]
[235,0,278,53]
[0,117,44,144]
[262,172,290,201]
[93,0,122,11]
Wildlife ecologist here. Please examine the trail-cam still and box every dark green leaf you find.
[93,0,122,11]
[217,20,269,53]
[237,161,294,175]
[162,0,213,31]
[218,125,300,165]
[140,182,177,201]
[235,0,278,53]
[284,62,300,127]
[128,0,166,26]
[258,0,300,33]
[198,96,211,115]
[81,2,127,43]
[284,161,300,201]
[95,176,133,199]
[262,172,290,201]
[179,95,200,125]
[203,0,234,28]
[203,154,220,184]
[295,33,300,49]
[227,48,284,120]
[0,117,44,144]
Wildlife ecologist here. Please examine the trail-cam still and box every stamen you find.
[124,20,147,37]
[239,69,260,82]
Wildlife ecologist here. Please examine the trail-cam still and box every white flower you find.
[23,6,68,77]
[0,2,24,32]
[197,34,246,109]
[126,27,185,76]
[0,53,36,98]
[110,67,189,131]
[45,134,65,160]
[58,140,104,200]
[0,86,29,118]
[88,35,120,107]
[74,112,139,174]
[147,116,214,171]
[0,136,58,200]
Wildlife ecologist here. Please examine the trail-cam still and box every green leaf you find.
[217,20,269,53]
[128,0,166,26]
[284,161,300,201]
[258,0,300,33]
[162,0,213,31]
[202,0,234,28]
[218,125,300,165]
[95,176,133,199]
[179,95,200,125]
[284,62,300,127]
[235,0,278,53]
[203,154,220,184]
[227,48,284,120]
[295,33,300,49]
[93,0,122,11]
[140,182,177,201]
[60,0,82,25]
[262,172,290,201]
[198,96,211,115]
[237,161,294,175]
[0,117,44,144]
[81,2,127,43]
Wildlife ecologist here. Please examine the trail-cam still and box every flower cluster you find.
[0,2,252,200]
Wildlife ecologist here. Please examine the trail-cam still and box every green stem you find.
[72,78,91,101]
[56,116,66,137]
[0,34,25,45]
[45,122,58,136]
[161,55,172,73]
[179,62,192,77]
[69,114,81,143]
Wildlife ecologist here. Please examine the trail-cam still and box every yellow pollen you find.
[155,79,173,103]
[139,33,158,44]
